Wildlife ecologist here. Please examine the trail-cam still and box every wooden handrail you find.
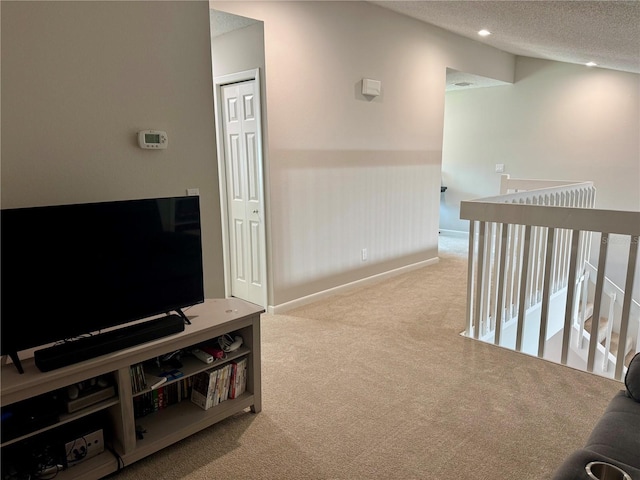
[461,202,640,236]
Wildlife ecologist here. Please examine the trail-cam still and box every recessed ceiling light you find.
[478,29,491,37]
[586,62,598,67]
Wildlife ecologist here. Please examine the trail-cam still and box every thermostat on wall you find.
[138,130,168,149]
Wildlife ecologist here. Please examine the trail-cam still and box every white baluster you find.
[602,293,616,372]
[577,271,590,349]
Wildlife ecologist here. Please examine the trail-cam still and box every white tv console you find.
[0,298,263,480]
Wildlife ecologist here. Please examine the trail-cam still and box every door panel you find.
[233,218,246,282]
[229,134,243,200]
[246,133,259,202]
[250,220,262,287]
[221,80,266,306]
[243,94,255,120]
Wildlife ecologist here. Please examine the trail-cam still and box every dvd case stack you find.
[130,363,147,394]
[229,357,247,400]
[191,357,247,410]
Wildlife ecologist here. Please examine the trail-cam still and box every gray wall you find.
[212,1,515,308]
[441,56,640,232]
[440,57,640,298]
[1,1,225,298]
[7,2,634,311]
[211,20,265,78]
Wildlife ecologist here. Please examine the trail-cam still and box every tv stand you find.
[1,299,263,480]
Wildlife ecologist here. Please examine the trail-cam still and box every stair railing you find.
[461,180,639,381]
[499,174,590,195]
[579,261,640,373]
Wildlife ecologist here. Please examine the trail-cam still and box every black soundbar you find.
[34,314,186,372]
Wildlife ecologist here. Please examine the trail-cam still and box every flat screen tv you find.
[1,196,205,373]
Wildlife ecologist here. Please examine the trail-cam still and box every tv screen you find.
[1,196,205,366]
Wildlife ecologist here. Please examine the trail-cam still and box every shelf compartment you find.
[54,450,121,480]
[124,392,255,464]
[1,397,120,448]
[132,346,251,397]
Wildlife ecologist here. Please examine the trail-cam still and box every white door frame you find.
[213,68,268,308]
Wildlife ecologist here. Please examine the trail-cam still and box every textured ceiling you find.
[210,9,258,38]
[209,9,258,37]
[372,1,640,74]
[210,2,639,90]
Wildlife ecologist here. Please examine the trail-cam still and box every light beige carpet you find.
[110,234,621,480]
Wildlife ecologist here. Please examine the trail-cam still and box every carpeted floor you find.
[110,233,621,479]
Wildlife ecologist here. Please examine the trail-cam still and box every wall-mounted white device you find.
[138,130,168,149]
[362,78,381,97]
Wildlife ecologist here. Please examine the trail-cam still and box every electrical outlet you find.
[361,248,368,261]
[495,163,505,173]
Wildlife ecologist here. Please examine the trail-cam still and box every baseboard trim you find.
[268,257,439,314]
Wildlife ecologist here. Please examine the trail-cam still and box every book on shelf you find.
[191,367,220,410]
[133,377,194,419]
[130,363,147,394]
[229,357,247,399]
[191,356,248,410]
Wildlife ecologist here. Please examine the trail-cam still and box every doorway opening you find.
[211,10,269,309]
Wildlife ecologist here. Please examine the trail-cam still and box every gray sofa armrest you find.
[625,352,640,401]
[551,449,640,480]
[552,354,640,480]
[585,391,640,471]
